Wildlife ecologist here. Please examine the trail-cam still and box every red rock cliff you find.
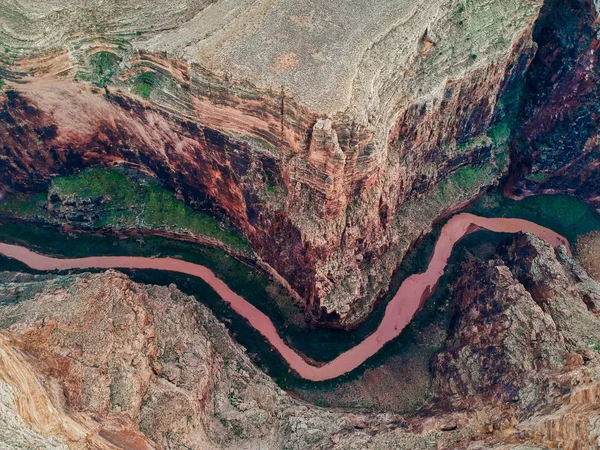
[0,0,597,327]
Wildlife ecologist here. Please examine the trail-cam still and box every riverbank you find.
[0,212,572,382]
[1,191,600,410]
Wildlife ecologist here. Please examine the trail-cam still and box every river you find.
[0,213,569,381]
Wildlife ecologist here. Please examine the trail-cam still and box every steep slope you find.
[433,233,600,449]
[1,0,581,328]
[507,0,600,207]
[1,230,600,448]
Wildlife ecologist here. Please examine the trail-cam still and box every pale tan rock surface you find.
[2,0,538,118]
[1,232,600,449]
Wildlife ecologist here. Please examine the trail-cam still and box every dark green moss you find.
[0,193,48,219]
[131,72,160,99]
[431,163,497,205]
[451,166,485,189]
[3,167,250,252]
[487,121,511,147]
[75,51,120,87]
[132,81,151,99]
[525,172,549,182]
[52,168,135,201]
[91,51,119,83]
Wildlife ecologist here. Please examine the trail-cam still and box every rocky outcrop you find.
[507,0,600,208]
[1,0,598,329]
[0,270,381,450]
[433,233,600,448]
[2,231,600,448]
[291,118,347,218]
[434,261,571,411]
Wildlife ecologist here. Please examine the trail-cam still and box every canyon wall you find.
[507,0,600,207]
[0,0,598,328]
[1,231,600,448]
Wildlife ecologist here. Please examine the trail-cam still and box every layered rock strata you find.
[0,0,598,327]
[2,231,600,448]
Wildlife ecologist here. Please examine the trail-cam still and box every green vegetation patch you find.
[131,71,160,99]
[91,52,119,80]
[487,120,511,147]
[0,193,48,219]
[76,51,120,87]
[51,167,134,202]
[467,192,600,244]
[2,167,250,253]
[450,166,486,188]
[50,167,250,252]
[525,172,549,182]
[433,162,499,206]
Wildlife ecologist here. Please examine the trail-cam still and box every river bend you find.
[0,213,570,381]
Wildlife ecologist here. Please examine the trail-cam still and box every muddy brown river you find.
[0,213,570,381]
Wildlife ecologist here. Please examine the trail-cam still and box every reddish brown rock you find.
[507,0,600,209]
[0,0,598,329]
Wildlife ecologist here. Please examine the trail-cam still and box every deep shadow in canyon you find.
[2,191,599,412]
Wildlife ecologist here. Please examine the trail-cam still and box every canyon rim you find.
[1,0,600,449]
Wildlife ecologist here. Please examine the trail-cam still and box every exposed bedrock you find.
[507,0,600,207]
[433,232,600,448]
[0,0,598,327]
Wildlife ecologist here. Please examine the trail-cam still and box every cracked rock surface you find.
[1,232,600,448]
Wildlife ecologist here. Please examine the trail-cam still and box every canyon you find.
[1,0,600,448]
[0,0,597,328]
[0,213,571,381]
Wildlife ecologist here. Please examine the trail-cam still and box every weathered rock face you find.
[435,261,571,410]
[434,233,600,448]
[0,270,396,450]
[577,230,600,281]
[2,232,600,449]
[0,0,598,328]
[507,0,600,208]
